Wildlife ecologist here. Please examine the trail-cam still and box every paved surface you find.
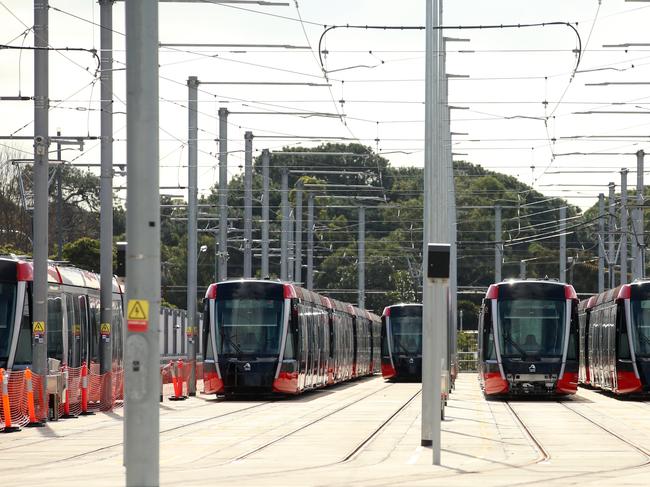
[2,373,650,486]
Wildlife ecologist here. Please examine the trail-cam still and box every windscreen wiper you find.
[502,334,527,360]
[220,329,242,354]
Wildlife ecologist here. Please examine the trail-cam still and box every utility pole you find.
[294,180,303,284]
[635,150,645,279]
[56,131,63,260]
[288,209,294,282]
[598,193,605,293]
[124,0,160,484]
[99,0,114,407]
[218,107,228,281]
[281,167,289,281]
[560,206,566,282]
[621,169,628,285]
[244,131,253,278]
[32,0,50,419]
[307,192,314,290]
[422,0,444,465]
[609,182,616,289]
[187,76,198,395]
[495,205,502,282]
[261,149,270,278]
[358,206,365,308]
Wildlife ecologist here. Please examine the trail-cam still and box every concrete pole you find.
[520,260,526,279]
[294,180,303,284]
[423,0,444,465]
[621,169,628,285]
[32,0,50,416]
[598,193,605,293]
[261,149,270,278]
[495,205,502,282]
[218,107,228,281]
[307,192,314,290]
[187,76,198,395]
[243,131,253,278]
[609,182,616,289]
[560,206,566,282]
[124,1,160,484]
[99,0,114,406]
[288,209,294,282]
[281,167,289,281]
[56,131,63,260]
[636,150,645,279]
[358,206,365,308]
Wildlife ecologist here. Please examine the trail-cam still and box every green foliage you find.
[62,237,101,272]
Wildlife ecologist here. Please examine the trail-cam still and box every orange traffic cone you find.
[79,362,94,416]
[24,368,44,427]
[1,368,20,433]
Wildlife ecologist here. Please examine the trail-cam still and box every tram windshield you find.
[390,306,422,355]
[0,283,17,368]
[497,299,565,359]
[216,298,283,356]
[630,299,650,357]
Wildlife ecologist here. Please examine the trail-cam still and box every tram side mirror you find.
[427,243,450,280]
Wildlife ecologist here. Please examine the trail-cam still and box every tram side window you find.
[47,295,64,361]
[567,301,579,360]
[65,294,79,367]
[381,319,389,356]
[88,296,100,364]
[482,303,496,360]
[616,302,631,360]
[14,289,32,366]
[203,301,214,360]
[284,307,296,360]
[78,296,89,365]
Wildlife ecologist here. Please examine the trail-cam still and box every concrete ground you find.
[2,373,650,486]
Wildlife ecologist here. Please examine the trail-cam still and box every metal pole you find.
[218,107,228,281]
[288,209,294,282]
[307,192,314,290]
[261,149,270,278]
[520,260,526,279]
[358,206,365,308]
[608,182,616,289]
[423,0,444,465]
[598,193,605,293]
[560,206,566,282]
[636,150,645,279]
[99,0,114,407]
[294,180,303,284]
[124,1,159,484]
[495,205,502,282]
[187,75,198,395]
[621,169,628,285]
[32,0,50,419]
[244,131,253,278]
[56,131,62,260]
[459,309,463,332]
[281,167,289,281]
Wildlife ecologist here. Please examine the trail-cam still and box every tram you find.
[201,279,381,396]
[380,303,422,381]
[478,279,579,396]
[578,281,650,395]
[0,257,124,372]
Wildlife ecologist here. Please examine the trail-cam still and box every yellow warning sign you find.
[32,321,45,333]
[73,324,81,336]
[100,323,111,335]
[128,300,148,320]
[127,299,149,332]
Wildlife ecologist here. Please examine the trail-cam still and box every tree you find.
[62,237,102,271]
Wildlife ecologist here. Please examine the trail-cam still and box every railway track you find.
[503,401,551,465]
[228,383,398,463]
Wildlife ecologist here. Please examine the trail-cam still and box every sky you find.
[2,0,650,211]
